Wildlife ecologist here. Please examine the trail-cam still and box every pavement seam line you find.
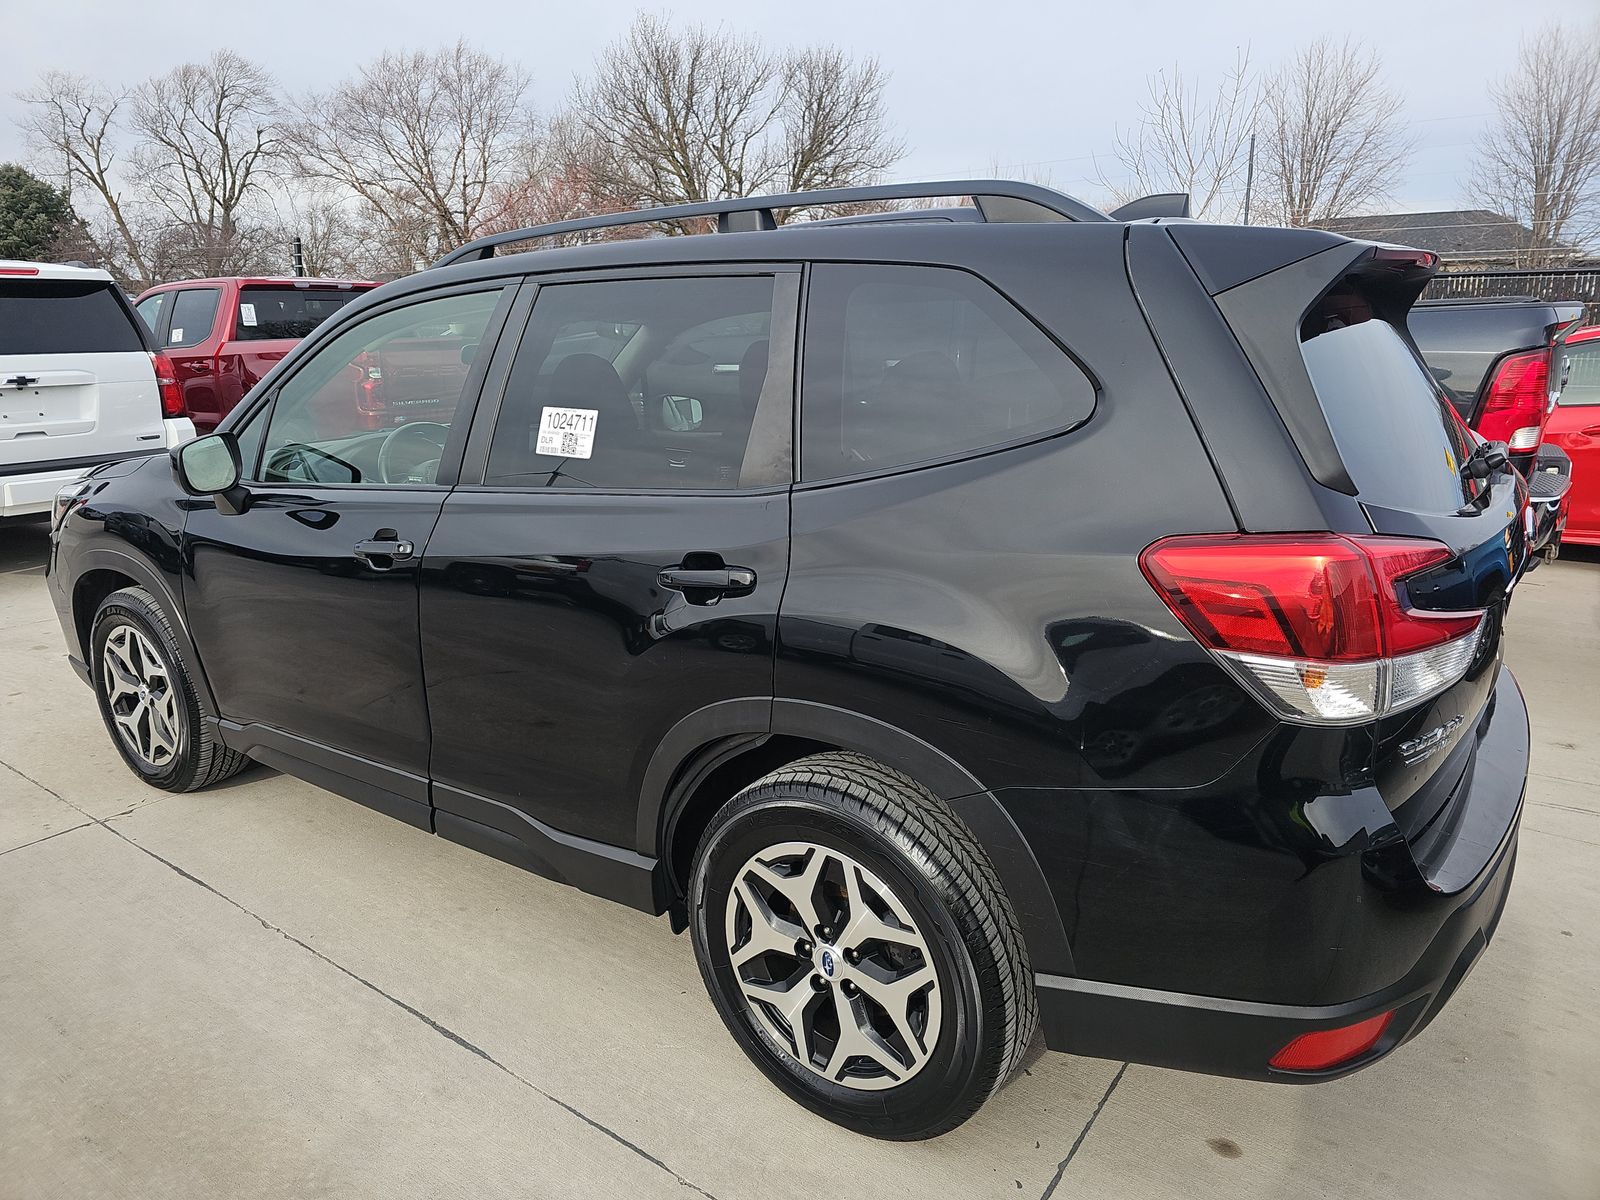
[1038,1062,1128,1200]
[0,821,95,857]
[0,755,718,1200]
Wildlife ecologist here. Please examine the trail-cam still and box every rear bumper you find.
[1036,670,1527,1082]
[1036,820,1517,1080]
[0,443,179,519]
[1,465,98,519]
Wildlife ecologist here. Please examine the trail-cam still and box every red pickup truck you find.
[133,277,377,431]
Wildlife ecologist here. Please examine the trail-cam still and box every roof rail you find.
[431,179,1111,268]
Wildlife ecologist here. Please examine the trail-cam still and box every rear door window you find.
[799,264,1096,481]
[166,287,221,349]
[485,275,781,491]
[236,287,367,341]
[0,279,145,354]
[1301,311,1476,513]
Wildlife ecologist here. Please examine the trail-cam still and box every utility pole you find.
[291,236,306,277]
[1242,132,1256,225]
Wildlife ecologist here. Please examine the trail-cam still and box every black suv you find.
[48,181,1529,1139]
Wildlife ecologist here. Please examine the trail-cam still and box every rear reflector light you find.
[1270,1012,1394,1071]
[1478,349,1550,453]
[149,352,186,417]
[1140,534,1485,724]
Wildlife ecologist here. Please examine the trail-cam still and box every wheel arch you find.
[641,698,1076,975]
[72,547,217,716]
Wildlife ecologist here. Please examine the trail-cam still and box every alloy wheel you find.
[101,624,182,770]
[723,839,943,1091]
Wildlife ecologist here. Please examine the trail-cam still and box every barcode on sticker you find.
[536,406,598,459]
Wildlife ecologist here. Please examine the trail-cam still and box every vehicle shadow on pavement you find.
[0,516,51,573]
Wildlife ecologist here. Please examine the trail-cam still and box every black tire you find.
[90,586,249,792]
[688,751,1036,1139]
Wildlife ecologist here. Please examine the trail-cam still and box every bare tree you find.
[263,183,368,277]
[1095,50,1256,221]
[17,72,152,283]
[778,46,904,198]
[567,14,903,229]
[1257,37,1412,227]
[1469,23,1600,266]
[292,40,532,269]
[131,51,283,276]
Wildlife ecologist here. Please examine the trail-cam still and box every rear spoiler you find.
[1175,231,1440,495]
[1109,193,1192,221]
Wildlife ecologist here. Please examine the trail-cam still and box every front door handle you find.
[354,529,415,570]
[658,562,756,604]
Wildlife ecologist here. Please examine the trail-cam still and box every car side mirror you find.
[661,395,703,431]
[174,433,249,514]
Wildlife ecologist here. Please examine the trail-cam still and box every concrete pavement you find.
[2,516,1596,1199]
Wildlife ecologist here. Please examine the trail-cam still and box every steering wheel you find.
[377,422,448,485]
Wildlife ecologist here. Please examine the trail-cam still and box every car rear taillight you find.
[1140,534,1484,724]
[1270,1011,1394,1072]
[1478,350,1550,453]
[150,352,185,418]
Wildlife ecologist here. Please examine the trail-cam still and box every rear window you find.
[0,279,145,355]
[1302,302,1476,513]
[236,287,366,341]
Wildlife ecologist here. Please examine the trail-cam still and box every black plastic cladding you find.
[44,211,1528,1087]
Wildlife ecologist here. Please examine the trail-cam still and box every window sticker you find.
[239,302,257,327]
[536,406,598,459]
[169,328,183,343]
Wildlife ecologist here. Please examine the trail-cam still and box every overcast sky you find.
[1,0,1577,216]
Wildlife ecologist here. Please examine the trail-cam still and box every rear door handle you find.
[1581,424,1600,437]
[658,563,756,604]
[354,529,415,570]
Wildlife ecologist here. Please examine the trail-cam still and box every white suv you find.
[1,260,194,520]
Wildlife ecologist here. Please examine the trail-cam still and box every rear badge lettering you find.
[1399,715,1464,765]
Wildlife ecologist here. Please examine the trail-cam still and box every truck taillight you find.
[1478,350,1550,453]
[150,352,185,418]
[1140,534,1485,724]
[353,351,385,427]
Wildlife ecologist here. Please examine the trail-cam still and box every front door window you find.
[255,288,505,486]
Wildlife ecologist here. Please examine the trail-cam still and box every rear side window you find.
[166,287,221,349]
[1558,341,1600,407]
[1301,303,1475,513]
[0,279,144,355]
[236,287,366,341]
[800,264,1096,481]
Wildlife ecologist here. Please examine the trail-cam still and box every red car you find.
[133,277,377,431]
[1547,325,1600,548]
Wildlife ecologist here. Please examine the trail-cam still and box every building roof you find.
[1317,210,1566,261]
